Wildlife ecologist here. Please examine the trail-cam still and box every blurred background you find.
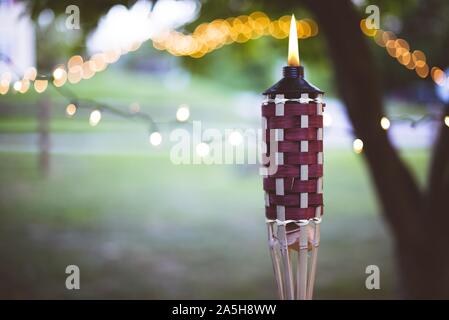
[0,0,448,299]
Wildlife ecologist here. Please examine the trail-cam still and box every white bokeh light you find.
[228,131,243,146]
[87,0,200,54]
[380,116,390,130]
[196,142,210,157]
[149,131,162,146]
[353,138,364,154]
[53,67,65,80]
[176,105,190,122]
[13,80,22,91]
[89,110,102,126]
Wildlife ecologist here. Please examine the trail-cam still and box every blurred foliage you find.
[34,16,83,71]
[21,0,126,35]
[19,0,449,92]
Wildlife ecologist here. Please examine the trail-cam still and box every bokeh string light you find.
[358,19,449,155]
[0,12,318,95]
[176,104,190,122]
[0,52,195,147]
[1,48,447,155]
[195,142,210,157]
[152,12,318,58]
[360,19,448,86]
[1,14,447,154]
[348,112,449,155]
[228,130,243,146]
[353,138,364,154]
[53,84,164,143]
[380,116,390,130]
[149,131,163,146]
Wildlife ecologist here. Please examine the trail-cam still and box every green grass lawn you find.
[0,149,427,299]
[0,68,431,299]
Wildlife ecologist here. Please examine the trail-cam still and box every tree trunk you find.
[301,0,449,298]
[38,96,51,177]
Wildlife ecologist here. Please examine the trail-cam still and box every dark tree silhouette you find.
[298,0,449,298]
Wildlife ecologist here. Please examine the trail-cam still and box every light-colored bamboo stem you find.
[297,224,308,299]
[267,223,285,299]
[279,225,294,299]
[306,220,321,300]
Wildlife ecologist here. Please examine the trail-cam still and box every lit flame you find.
[288,14,300,66]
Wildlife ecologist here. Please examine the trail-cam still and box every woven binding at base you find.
[262,95,325,221]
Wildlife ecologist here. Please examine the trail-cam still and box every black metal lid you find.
[263,66,323,95]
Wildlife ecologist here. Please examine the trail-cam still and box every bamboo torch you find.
[261,14,325,300]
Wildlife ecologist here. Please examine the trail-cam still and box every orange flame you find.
[288,14,300,66]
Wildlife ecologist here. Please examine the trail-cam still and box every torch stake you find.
[262,65,325,300]
[306,218,321,299]
[297,221,309,299]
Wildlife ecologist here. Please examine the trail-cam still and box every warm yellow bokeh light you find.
[360,19,377,37]
[298,20,311,39]
[364,22,441,83]
[412,50,426,68]
[19,80,30,94]
[68,66,83,84]
[383,31,396,42]
[385,40,397,57]
[148,13,318,58]
[397,51,411,65]
[305,19,318,37]
[445,116,449,128]
[104,49,121,63]
[24,67,37,81]
[278,15,291,35]
[269,20,285,39]
[395,39,410,51]
[415,64,429,78]
[374,30,387,47]
[0,83,9,95]
[53,73,67,87]
[2,11,321,93]
[405,58,416,70]
[0,73,11,94]
[394,47,408,59]
[68,55,84,69]
[34,79,48,93]
[431,67,446,86]
[82,61,95,79]
[91,53,107,72]
[66,103,77,117]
